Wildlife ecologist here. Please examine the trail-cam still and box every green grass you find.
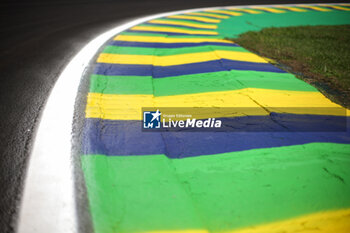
[234,25,350,107]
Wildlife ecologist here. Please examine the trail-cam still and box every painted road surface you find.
[81,4,350,233]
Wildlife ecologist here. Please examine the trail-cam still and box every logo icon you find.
[143,109,161,129]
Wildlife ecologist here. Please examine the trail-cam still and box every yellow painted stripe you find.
[320,4,350,11]
[205,10,242,16]
[130,26,218,35]
[86,89,346,120]
[274,5,307,12]
[297,5,331,11]
[225,208,350,233]
[227,8,262,14]
[147,230,208,233]
[147,19,217,29]
[167,15,220,23]
[142,209,350,233]
[114,35,232,44]
[249,6,286,13]
[97,50,267,66]
[185,12,229,19]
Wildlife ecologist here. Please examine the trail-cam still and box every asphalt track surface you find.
[0,0,347,232]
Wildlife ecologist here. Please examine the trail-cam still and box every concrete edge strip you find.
[16,3,347,233]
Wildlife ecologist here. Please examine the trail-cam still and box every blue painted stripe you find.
[124,29,218,36]
[322,5,350,11]
[250,9,273,13]
[271,7,292,12]
[185,13,228,19]
[297,6,324,12]
[82,116,350,158]
[94,59,286,78]
[165,16,219,24]
[142,22,217,30]
[157,18,218,26]
[109,40,239,48]
[204,11,237,17]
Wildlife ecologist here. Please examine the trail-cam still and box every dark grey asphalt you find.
[0,0,345,232]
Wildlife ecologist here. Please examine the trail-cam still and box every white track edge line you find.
[17,3,347,233]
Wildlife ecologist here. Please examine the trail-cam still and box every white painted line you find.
[17,3,347,233]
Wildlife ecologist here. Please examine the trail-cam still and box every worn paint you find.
[82,143,350,232]
[81,4,350,233]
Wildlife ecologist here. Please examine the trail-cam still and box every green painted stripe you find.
[90,75,153,95]
[153,70,318,95]
[120,31,223,38]
[89,71,317,96]
[102,45,249,56]
[82,143,350,233]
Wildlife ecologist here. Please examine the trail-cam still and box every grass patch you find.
[234,25,350,107]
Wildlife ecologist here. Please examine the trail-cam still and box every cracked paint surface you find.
[81,4,350,233]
